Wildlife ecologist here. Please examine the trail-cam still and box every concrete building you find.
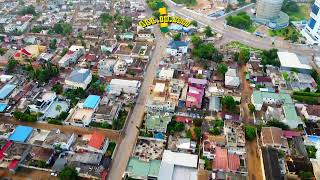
[302,0,320,45]
[255,0,289,29]
[108,79,141,95]
[277,52,312,73]
[65,69,92,89]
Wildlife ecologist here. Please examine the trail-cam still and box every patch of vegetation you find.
[268,26,300,42]
[245,125,256,141]
[167,119,185,134]
[48,119,63,125]
[226,12,256,32]
[193,118,203,127]
[217,63,228,77]
[226,41,262,53]
[194,127,202,140]
[261,48,281,67]
[112,110,128,130]
[221,96,237,113]
[282,0,309,21]
[266,119,290,130]
[13,111,38,122]
[64,88,88,107]
[172,0,197,6]
[47,112,69,125]
[31,26,42,33]
[146,0,167,11]
[51,83,63,94]
[60,48,68,56]
[90,121,112,129]
[50,22,72,35]
[25,62,59,83]
[208,119,224,135]
[106,142,116,157]
[192,42,223,62]
[6,59,18,73]
[17,5,37,16]
[59,166,78,180]
[306,145,317,159]
[292,91,320,104]
[248,103,256,113]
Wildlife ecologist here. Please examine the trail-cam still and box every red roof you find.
[88,131,105,149]
[176,116,192,123]
[282,130,301,138]
[85,54,97,62]
[0,141,12,161]
[14,52,21,58]
[214,147,228,170]
[228,153,240,171]
[8,159,19,170]
[21,48,31,56]
[67,50,75,55]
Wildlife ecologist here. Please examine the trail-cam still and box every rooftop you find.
[0,84,16,99]
[261,147,282,180]
[126,157,161,179]
[66,69,91,83]
[88,131,106,149]
[83,95,101,109]
[133,137,166,161]
[277,51,312,70]
[9,126,33,142]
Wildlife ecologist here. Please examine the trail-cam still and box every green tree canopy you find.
[245,125,256,141]
[217,63,228,77]
[59,166,78,180]
[191,35,203,47]
[221,96,236,112]
[226,12,252,31]
[204,26,214,37]
[239,49,250,64]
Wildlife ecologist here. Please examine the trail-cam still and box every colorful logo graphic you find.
[139,2,191,33]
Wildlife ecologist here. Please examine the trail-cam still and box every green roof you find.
[146,113,172,133]
[126,157,161,179]
[252,91,301,128]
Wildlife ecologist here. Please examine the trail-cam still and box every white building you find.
[113,60,127,76]
[108,79,141,95]
[277,52,312,73]
[225,68,240,88]
[158,68,174,80]
[59,45,85,67]
[166,41,188,56]
[158,150,198,180]
[302,0,320,45]
[65,69,92,89]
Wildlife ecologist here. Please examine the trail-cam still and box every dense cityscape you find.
[0,0,319,180]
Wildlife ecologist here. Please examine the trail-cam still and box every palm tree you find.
[55,105,62,112]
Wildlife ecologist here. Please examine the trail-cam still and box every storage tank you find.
[256,0,284,20]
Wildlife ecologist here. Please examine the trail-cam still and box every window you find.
[309,18,317,29]
[312,4,320,15]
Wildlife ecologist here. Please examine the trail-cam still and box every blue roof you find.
[9,125,33,142]
[0,84,16,99]
[0,103,7,112]
[168,41,188,49]
[83,95,101,109]
[67,69,91,83]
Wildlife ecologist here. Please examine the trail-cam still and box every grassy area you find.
[282,1,310,21]
[172,0,197,6]
[89,121,112,129]
[226,12,257,33]
[226,41,262,53]
[268,25,301,42]
[106,142,116,157]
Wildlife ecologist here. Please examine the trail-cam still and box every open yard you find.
[282,1,310,21]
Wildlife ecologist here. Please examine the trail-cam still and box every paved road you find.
[107,19,168,180]
[164,0,320,56]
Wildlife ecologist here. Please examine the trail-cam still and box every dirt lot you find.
[190,0,226,15]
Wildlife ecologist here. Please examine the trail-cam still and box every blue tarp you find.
[83,95,101,109]
[9,125,33,142]
[0,103,7,112]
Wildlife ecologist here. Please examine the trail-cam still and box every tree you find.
[248,103,256,113]
[49,39,57,50]
[233,52,239,61]
[193,118,203,127]
[173,33,181,41]
[191,35,202,47]
[245,125,256,141]
[167,120,185,134]
[194,127,202,140]
[226,12,252,31]
[18,5,37,16]
[52,83,63,94]
[266,119,290,130]
[298,171,313,180]
[55,105,62,112]
[31,26,42,33]
[59,166,78,180]
[190,20,198,27]
[239,49,250,64]
[209,127,221,135]
[217,63,228,77]
[221,96,236,112]
[100,13,113,25]
[53,22,72,35]
[204,26,213,37]
[192,43,222,62]
[7,59,18,73]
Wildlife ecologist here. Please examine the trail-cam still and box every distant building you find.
[108,79,141,95]
[302,0,320,45]
[255,0,289,29]
[58,45,85,67]
[65,69,92,89]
